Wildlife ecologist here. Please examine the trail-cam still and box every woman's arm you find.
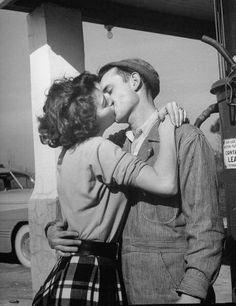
[134,115,177,196]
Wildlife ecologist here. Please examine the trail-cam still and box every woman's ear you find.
[130,72,142,92]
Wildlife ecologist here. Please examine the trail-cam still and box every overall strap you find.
[58,147,67,165]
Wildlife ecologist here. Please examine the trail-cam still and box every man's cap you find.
[98,58,160,99]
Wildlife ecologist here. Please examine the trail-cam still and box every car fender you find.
[0,189,31,253]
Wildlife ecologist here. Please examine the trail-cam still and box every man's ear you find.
[130,72,142,92]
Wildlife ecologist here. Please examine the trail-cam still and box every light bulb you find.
[107,30,113,39]
[105,25,114,39]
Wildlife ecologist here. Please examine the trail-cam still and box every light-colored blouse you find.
[57,137,146,242]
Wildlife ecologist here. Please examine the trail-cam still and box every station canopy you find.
[0,0,215,39]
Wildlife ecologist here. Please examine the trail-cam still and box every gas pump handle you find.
[202,35,236,71]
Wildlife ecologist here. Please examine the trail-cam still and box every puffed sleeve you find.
[91,138,146,187]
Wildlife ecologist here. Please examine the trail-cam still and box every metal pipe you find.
[201,35,236,71]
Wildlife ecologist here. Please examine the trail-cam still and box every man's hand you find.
[177,294,201,304]
[159,101,188,127]
[47,221,81,257]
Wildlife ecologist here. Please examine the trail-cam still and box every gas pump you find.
[194,35,236,302]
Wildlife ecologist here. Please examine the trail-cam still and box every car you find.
[0,166,34,268]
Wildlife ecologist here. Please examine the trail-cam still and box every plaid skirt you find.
[32,255,125,306]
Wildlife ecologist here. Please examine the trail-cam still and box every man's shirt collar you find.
[125,110,159,142]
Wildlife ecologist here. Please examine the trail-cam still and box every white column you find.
[27,3,84,293]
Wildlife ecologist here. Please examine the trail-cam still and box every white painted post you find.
[27,3,84,294]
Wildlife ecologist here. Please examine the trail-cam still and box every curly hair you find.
[38,72,100,149]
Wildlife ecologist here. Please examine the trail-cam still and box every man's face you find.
[99,68,139,124]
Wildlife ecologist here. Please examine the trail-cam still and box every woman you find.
[33,72,184,306]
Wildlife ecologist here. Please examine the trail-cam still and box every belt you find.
[75,240,118,259]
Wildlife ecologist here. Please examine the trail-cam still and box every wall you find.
[0,10,34,175]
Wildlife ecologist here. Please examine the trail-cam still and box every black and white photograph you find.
[0,0,235,305]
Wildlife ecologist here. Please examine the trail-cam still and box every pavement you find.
[0,253,232,305]
[0,253,32,306]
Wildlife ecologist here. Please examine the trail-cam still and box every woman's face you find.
[92,82,115,132]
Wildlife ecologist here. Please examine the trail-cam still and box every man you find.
[46,59,224,304]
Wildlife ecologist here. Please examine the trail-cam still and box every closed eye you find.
[103,85,112,95]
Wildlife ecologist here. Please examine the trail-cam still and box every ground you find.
[0,253,232,305]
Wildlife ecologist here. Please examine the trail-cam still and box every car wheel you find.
[14,224,31,268]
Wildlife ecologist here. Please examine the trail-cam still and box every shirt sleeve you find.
[91,138,146,187]
[176,128,225,300]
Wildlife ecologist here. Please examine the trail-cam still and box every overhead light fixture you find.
[104,25,113,39]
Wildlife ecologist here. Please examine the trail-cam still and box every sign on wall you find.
[223,138,236,169]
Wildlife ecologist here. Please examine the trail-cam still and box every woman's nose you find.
[104,93,113,106]
[107,99,113,106]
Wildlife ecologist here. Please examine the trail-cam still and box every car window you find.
[14,174,34,189]
[0,172,34,190]
[0,178,5,191]
[0,174,12,190]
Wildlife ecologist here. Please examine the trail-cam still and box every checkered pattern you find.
[33,255,124,306]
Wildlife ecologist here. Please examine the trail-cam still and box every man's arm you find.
[45,200,81,256]
[45,220,81,257]
[176,126,225,300]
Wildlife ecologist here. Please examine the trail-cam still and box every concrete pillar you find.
[27,3,84,294]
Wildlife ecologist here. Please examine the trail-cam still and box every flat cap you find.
[98,58,160,99]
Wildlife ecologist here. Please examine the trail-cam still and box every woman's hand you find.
[159,101,188,127]
[177,294,201,304]
[158,112,175,134]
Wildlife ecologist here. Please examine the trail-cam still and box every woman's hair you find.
[38,72,100,149]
